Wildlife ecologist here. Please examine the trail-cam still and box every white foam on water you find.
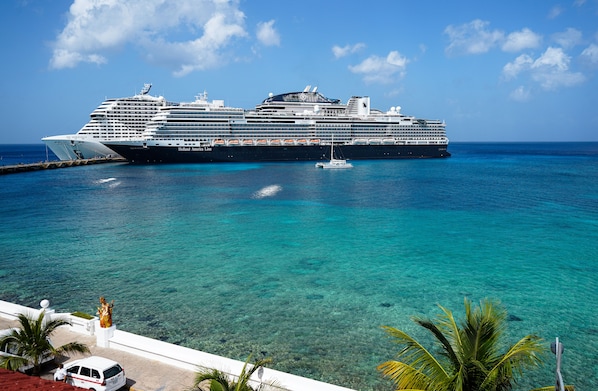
[252,184,282,199]
[97,177,117,183]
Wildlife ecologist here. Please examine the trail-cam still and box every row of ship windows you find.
[86,127,444,134]
[88,134,447,142]
[109,103,163,107]
[85,127,444,135]
[147,125,445,132]
[88,128,445,136]
[154,136,447,142]
[149,134,446,139]
[100,111,160,115]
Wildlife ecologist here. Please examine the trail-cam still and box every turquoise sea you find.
[1,143,596,390]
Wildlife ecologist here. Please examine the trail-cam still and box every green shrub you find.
[71,311,94,320]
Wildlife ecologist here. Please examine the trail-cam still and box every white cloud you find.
[552,28,583,49]
[509,86,531,102]
[502,28,542,52]
[50,0,248,76]
[256,20,280,46]
[533,47,570,70]
[51,49,107,69]
[502,54,534,80]
[503,47,585,91]
[348,51,408,84]
[580,43,598,66]
[548,6,563,19]
[332,43,365,59]
[444,19,504,56]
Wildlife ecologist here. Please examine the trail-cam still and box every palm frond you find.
[435,304,463,359]
[380,325,451,386]
[377,359,431,390]
[55,341,91,356]
[415,309,460,368]
[193,368,232,391]
[0,355,29,371]
[192,355,274,391]
[481,334,545,389]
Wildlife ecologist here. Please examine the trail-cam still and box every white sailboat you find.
[315,137,353,169]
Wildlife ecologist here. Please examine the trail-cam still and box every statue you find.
[97,296,114,328]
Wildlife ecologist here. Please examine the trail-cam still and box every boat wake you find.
[95,178,120,188]
[252,185,282,199]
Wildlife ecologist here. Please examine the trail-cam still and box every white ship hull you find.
[42,135,121,160]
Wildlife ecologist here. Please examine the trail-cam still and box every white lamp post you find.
[551,337,565,391]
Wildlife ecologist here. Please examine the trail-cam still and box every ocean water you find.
[0,143,596,390]
[0,144,58,166]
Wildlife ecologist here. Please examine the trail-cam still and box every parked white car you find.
[65,356,126,391]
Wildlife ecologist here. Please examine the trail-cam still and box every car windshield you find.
[103,364,123,379]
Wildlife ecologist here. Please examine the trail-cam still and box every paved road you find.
[0,317,197,391]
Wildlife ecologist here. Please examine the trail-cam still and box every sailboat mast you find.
[331,135,334,160]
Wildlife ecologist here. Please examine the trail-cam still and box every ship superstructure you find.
[103,86,450,163]
[42,84,170,160]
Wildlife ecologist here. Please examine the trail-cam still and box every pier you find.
[0,157,126,175]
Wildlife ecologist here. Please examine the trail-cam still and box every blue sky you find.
[1,0,597,143]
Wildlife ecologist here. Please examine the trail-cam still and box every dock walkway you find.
[0,157,126,175]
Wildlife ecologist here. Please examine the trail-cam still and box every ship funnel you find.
[140,83,152,95]
[312,86,318,92]
[303,85,311,92]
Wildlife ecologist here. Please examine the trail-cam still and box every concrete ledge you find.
[108,329,354,391]
[0,301,40,320]
[109,329,242,373]
[68,314,96,335]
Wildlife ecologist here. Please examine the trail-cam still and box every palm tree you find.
[190,355,279,391]
[0,310,90,375]
[378,298,546,391]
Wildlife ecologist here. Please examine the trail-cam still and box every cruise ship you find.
[103,86,450,163]
[42,84,169,160]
